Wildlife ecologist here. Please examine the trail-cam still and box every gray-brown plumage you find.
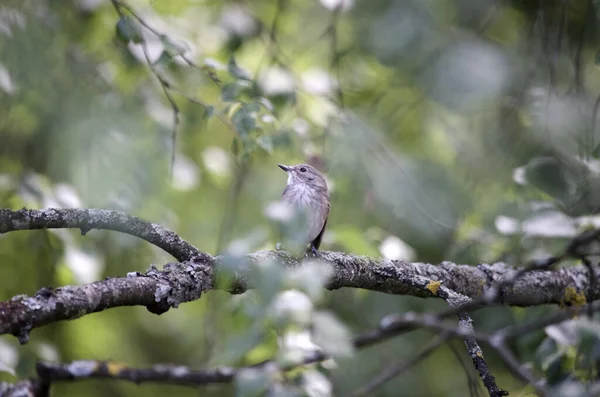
[278,163,330,254]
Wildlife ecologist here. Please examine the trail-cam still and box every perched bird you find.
[278,163,330,254]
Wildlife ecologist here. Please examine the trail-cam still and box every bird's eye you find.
[300,167,307,172]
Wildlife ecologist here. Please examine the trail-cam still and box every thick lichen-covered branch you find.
[0,262,213,344]
[248,250,597,307]
[1,250,596,344]
[0,207,596,348]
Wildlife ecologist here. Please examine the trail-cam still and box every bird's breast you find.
[282,183,329,241]
[283,184,323,208]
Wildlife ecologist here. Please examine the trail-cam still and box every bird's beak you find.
[278,164,290,172]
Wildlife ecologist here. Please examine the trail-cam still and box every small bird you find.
[278,163,330,254]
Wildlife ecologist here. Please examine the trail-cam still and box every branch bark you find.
[0,380,47,397]
[0,208,596,345]
[0,304,502,396]
[0,208,208,262]
[0,261,213,344]
[375,265,510,396]
[37,360,235,386]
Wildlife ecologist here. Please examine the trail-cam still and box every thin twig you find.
[253,0,287,78]
[110,0,233,175]
[448,340,484,397]
[573,0,591,95]
[490,339,545,395]
[351,335,449,397]
[373,267,509,396]
[110,0,179,175]
[140,39,180,176]
[327,4,344,108]
[580,256,597,318]
[215,161,250,253]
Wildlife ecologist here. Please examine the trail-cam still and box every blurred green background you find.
[2,0,600,395]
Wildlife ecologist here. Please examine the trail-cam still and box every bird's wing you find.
[310,201,330,250]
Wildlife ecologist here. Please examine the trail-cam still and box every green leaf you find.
[270,290,313,326]
[574,320,600,366]
[0,340,16,376]
[548,382,590,397]
[521,156,600,216]
[203,105,214,120]
[535,337,558,370]
[256,97,274,112]
[284,259,333,301]
[535,336,571,385]
[272,129,294,148]
[245,102,261,113]
[269,385,302,397]
[235,367,269,397]
[231,138,240,156]
[221,83,240,102]
[311,311,354,357]
[228,57,251,80]
[153,51,173,68]
[544,353,568,385]
[159,34,190,56]
[522,157,571,199]
[232,104,257,135]
[219,332,263,365]
[256,135,273,154]
[249,259,286,305]
[115,16,143,44]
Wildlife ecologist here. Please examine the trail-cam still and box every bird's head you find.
[278,163,328,191]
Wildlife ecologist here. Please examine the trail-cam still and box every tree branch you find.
[375,266,510,396]
[0,306,494,395]
[37,360,235,386]
[3,276,589,395]
[0,380,47,397]
[0,261,212,344]
[0,207,597,347]
[1,246,596,345]
[0,208,207,262]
